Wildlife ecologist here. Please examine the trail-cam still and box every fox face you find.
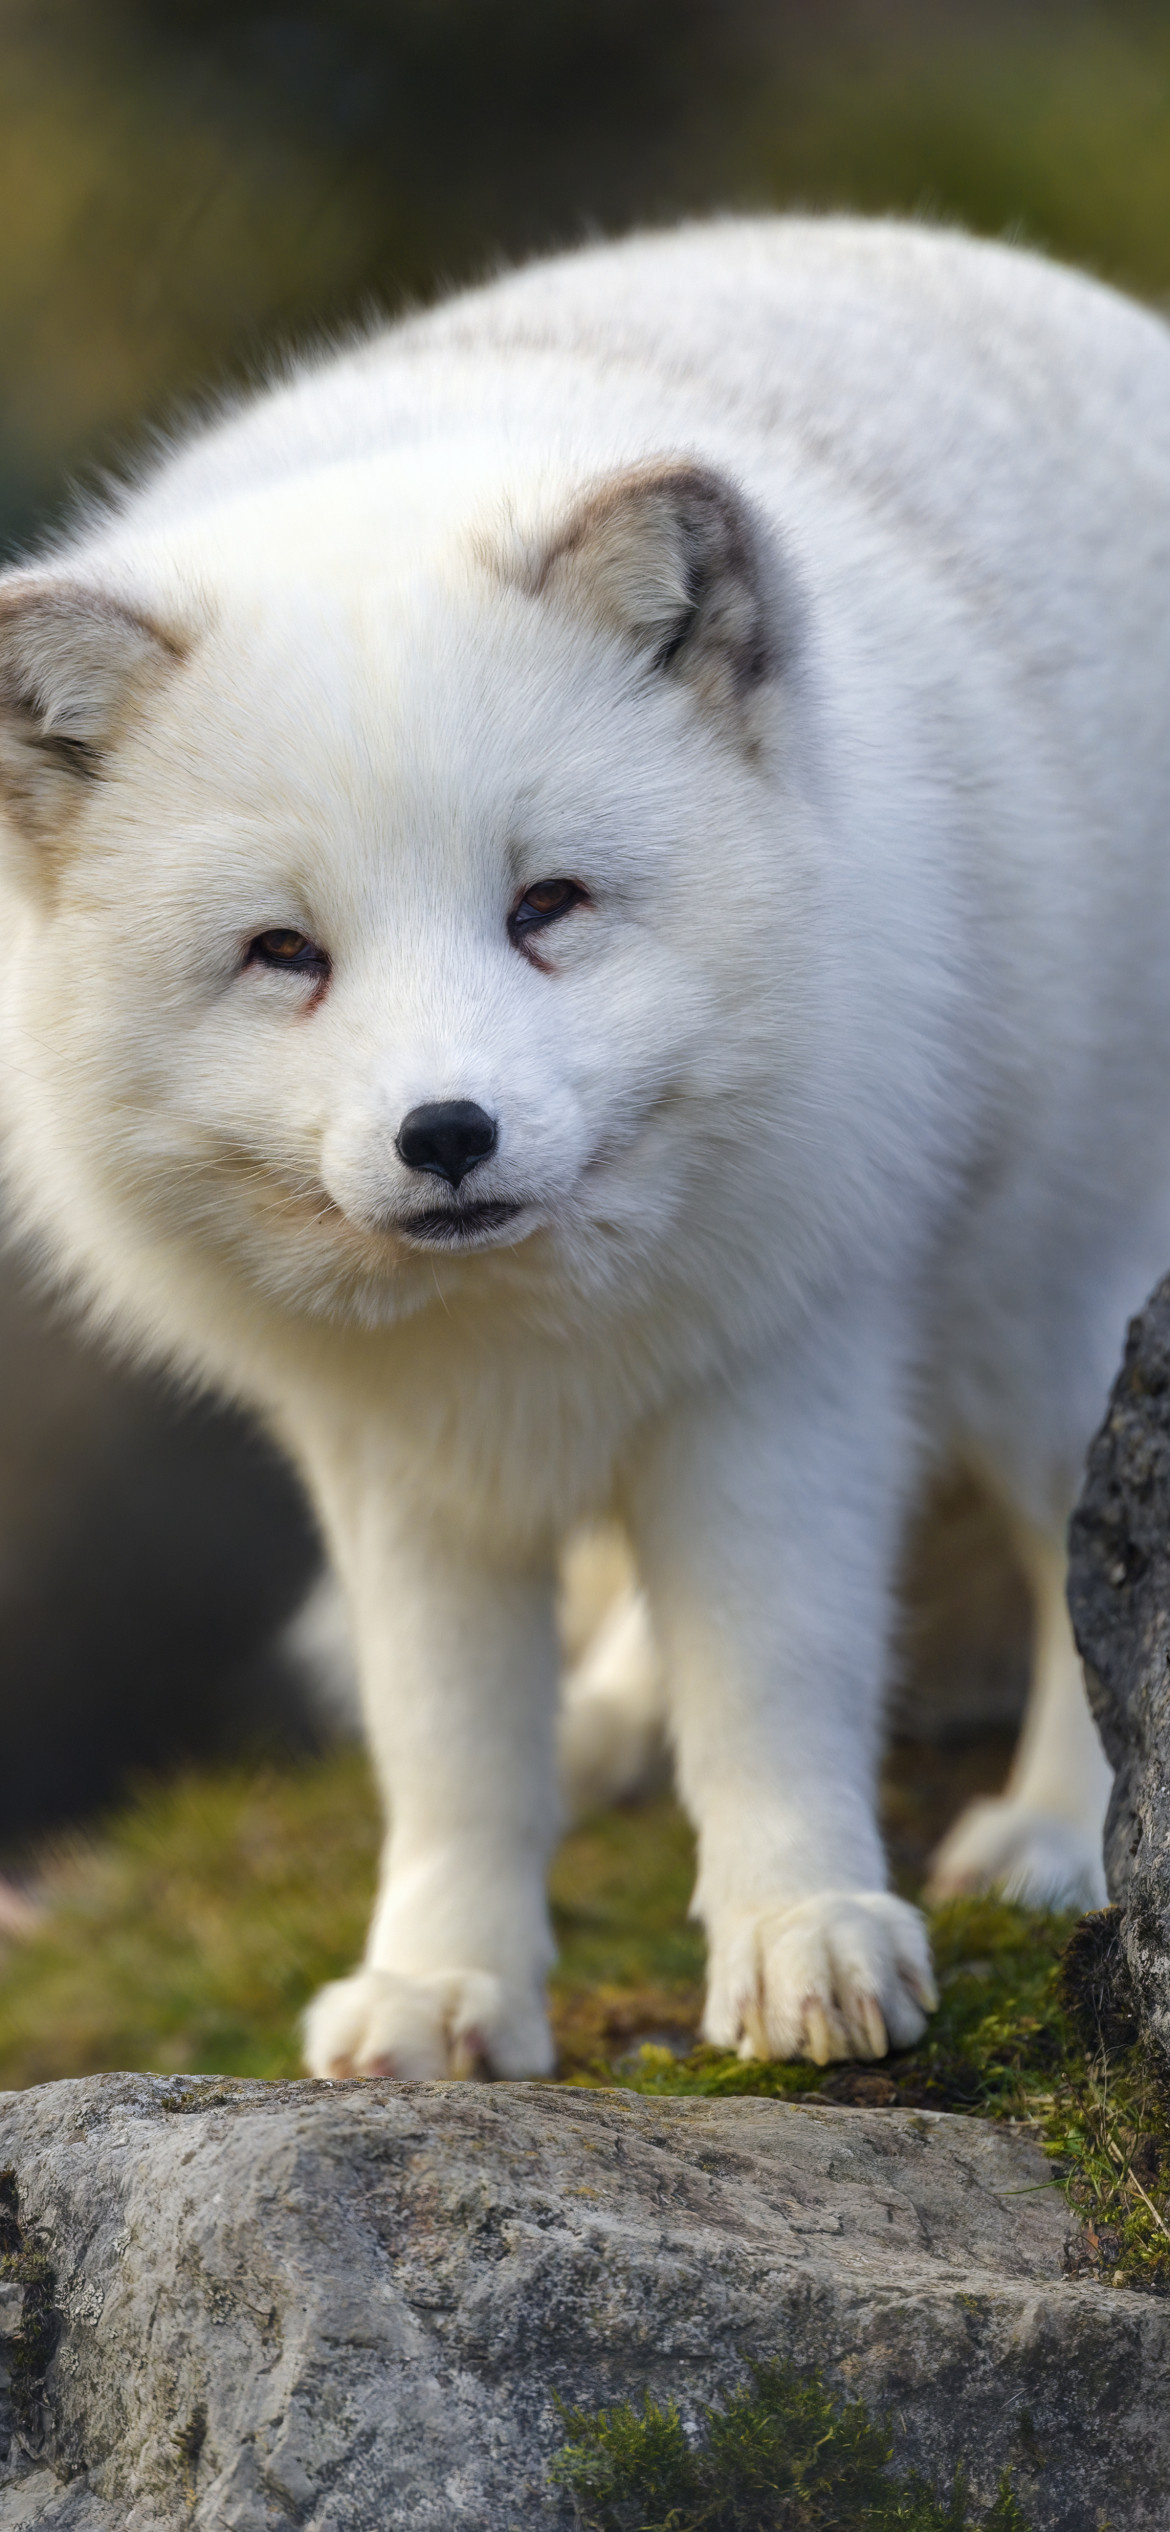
[0,457,810,1339]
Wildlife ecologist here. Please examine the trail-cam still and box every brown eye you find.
[247,929,330,978]
[507,878,589,948]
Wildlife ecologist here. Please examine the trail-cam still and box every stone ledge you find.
[0,2072,1163,2528]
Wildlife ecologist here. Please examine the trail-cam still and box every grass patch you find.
[550,1795,704,2079]
[552,2359,1029,2531]
[0,1749,379,2085]
[1,1750,1169,2292]
[616,1893,1071,2112]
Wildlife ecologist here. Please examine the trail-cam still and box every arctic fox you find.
[0,215,1160,2078]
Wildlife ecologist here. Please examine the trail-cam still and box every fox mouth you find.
[397,1199,526,1248]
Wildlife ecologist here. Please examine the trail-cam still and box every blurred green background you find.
[9,0,1170,562]
[1,0,1168,1841]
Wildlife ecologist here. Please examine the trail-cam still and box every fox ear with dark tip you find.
[0,581,184,880]
[521,460,800,738]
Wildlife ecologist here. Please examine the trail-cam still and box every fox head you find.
[0,450,815,1350]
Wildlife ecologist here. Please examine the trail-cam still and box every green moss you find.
[551,1796,703,1995]
[552,2359,1030,2530]
[0,1749,379,2085]
[619,1894,1071,2108]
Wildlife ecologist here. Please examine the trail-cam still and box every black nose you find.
[395,1099,498,1189]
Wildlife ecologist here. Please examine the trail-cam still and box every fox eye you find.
[247,929,330,978]
[507,878,589,948]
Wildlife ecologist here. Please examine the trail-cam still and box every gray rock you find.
[1067,1270,1170,2056]
[0,2072,1167,2529]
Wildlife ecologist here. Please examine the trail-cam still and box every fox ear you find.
[527,461,798,730]
[0,581,184,864]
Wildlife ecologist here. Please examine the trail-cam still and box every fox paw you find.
[704,1890,937,2065]
[302,1965,554,2080]
[926,1796,1106,1911]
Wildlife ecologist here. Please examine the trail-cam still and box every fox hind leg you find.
[926,1523,1110,1910]
[556,1522,670,1822]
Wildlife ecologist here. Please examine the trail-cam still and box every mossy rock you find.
[0,2071,1162,2528]
[554,2359,1030,2530]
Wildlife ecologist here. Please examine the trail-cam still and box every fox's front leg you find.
[300,1474,560,2079]
[625,1338,937,2065]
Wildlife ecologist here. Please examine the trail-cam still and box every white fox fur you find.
[0,213,1160,2076]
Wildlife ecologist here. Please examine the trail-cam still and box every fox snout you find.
[394,1100,499,1189]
